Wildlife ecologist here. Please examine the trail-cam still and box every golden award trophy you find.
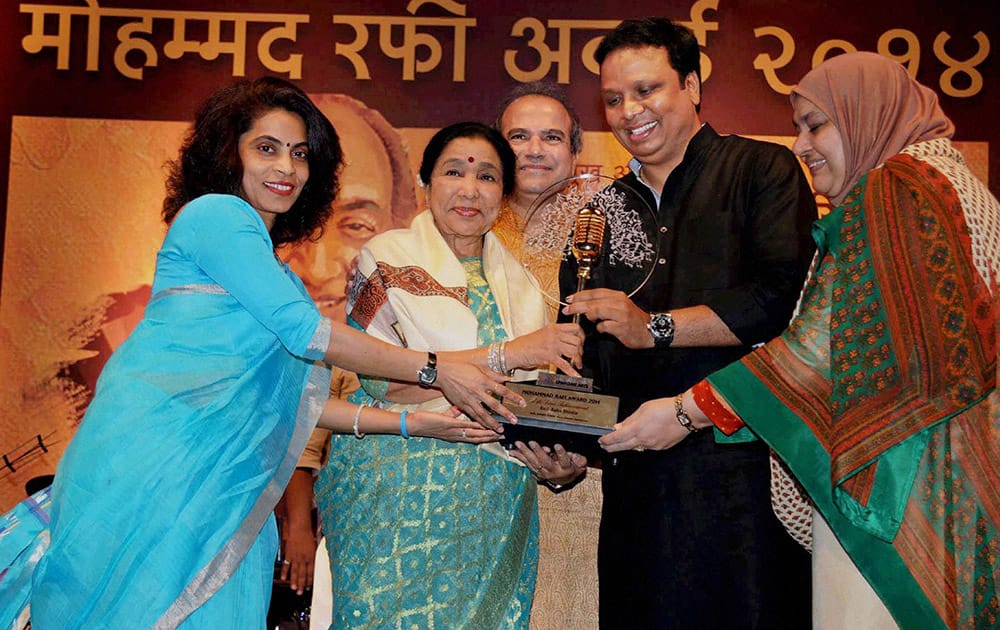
[498,173,659,459]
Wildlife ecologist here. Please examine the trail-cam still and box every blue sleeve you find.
[169,195,324,359]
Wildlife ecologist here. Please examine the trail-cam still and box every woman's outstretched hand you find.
[506,323,585,377]
[408,406,501,443]
[434,355,525,431]
[599,396,704,453]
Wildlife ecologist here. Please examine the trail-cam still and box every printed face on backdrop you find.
[791,94,848,200]
[238,109,310,229]
[600,45,701,170]
[283,99,398,322]
[500,94,577,198]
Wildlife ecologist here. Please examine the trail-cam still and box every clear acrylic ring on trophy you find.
[498,173,660,458]
[515,172,660,310]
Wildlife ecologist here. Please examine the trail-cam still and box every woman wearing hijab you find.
[601,52,1000,629]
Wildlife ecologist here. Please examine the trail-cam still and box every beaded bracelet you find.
[353,403,366,439]
[692,381,744,435]
[400,410,410,439]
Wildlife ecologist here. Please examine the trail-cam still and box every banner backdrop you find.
[0,0,995,509]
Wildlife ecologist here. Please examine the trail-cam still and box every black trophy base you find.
[494,380,618,463]
[499,416,612,463]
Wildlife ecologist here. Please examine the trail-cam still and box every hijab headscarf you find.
[792,51,954,206]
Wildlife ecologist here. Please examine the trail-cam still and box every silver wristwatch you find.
[647,312,675,349]
[417,351,438,387]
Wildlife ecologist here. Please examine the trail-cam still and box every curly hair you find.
[163,77,343,247]
[419,122,517,197]
[595,18,702,113]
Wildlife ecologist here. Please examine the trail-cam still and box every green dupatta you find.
[709,152,999,629]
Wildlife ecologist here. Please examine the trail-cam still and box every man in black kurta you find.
[561,18,817,628]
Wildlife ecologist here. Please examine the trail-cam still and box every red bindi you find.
[467,156,475,163]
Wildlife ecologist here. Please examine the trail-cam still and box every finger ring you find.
[461,429,467,439]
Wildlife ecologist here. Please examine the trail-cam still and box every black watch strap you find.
[647,312,675,349]
[417,351,438,387]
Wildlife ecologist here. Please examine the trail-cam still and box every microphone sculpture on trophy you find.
[498,173,658,459]
[569,201,607,323]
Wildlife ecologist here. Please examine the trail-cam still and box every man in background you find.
[493,82,601,630]
[492,81,581,315]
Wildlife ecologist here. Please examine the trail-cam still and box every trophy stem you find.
[572,271,589,324]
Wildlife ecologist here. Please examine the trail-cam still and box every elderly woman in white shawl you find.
[314,121,585,628]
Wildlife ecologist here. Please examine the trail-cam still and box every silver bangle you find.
[499,340,511,376]
[487,341,502,374]
[353,403,367,439]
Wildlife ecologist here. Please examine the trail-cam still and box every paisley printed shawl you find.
[347,209,547,368]
[709,139,1000,629]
